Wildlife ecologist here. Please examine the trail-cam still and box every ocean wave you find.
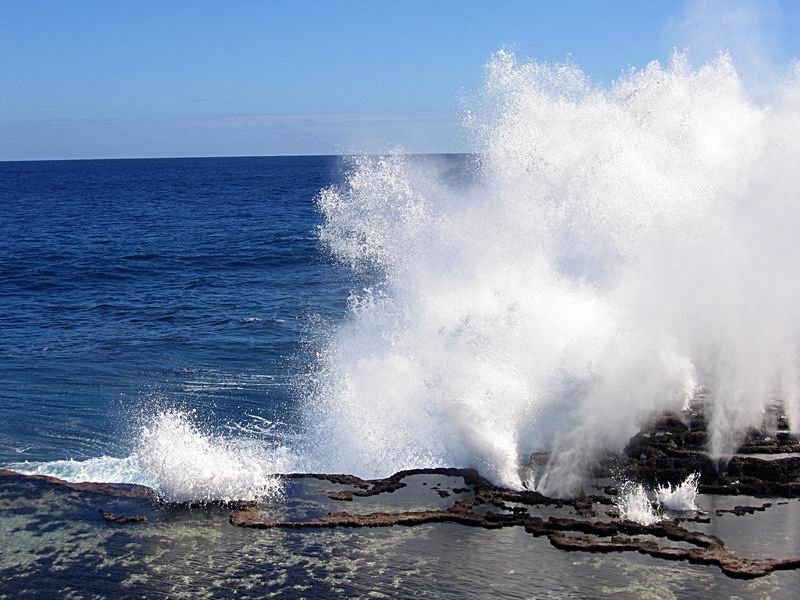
[9,409,292,504]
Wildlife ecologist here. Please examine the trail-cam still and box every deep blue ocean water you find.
[0,156,352,465]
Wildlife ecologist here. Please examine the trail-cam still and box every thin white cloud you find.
[665,0,783,86]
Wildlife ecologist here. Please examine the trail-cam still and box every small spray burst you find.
[656,472,701,512]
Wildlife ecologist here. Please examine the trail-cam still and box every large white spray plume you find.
[307,49,800,496]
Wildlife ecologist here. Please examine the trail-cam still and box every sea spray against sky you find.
[308,50,800,495]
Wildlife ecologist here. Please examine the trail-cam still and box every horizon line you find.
[0,151,474,164]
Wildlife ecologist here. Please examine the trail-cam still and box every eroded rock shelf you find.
[3,409,799,581]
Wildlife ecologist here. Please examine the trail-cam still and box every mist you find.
[305,45,800,496]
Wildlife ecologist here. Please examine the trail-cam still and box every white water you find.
[10,410,289,504]
[306,50,800,496]
[615,483,662,526]
[656,473,701,511]
[615,474,700,523]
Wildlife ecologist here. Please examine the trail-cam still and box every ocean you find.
[1,155,798,599]
[0,156,351,469]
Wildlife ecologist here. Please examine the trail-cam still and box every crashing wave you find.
[9,409,290,504]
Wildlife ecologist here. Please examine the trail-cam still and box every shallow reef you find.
[2,408,800,588]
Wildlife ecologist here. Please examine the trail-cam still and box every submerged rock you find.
[100,511,148,524]
[2,429,799,582]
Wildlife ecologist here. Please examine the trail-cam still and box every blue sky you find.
[1,0,799,160]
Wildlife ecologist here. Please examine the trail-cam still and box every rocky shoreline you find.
[2,407,799,581]
[620,408,800,497]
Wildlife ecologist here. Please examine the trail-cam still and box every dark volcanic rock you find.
[327,490,355,501]
[621,407,800,497]
[715,502,773,517]
[3,454,799,581]
[227,470,798,580]
[0,469,153,498]
[100,511,148,524]
[300,467,491,500]
[546,532,784,579]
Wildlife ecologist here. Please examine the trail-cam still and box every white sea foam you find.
[306,49,800,495]
[8,456,142,484]
[616,483,662,526]
[10,409,291,504]
[656,472,701,511]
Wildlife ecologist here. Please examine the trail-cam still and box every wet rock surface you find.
[620,408,800,497]
[100,510,148,524]
[2,411,799,583]
[0,468,153,498]
[714,502,774,516]
[2,465,798,581]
